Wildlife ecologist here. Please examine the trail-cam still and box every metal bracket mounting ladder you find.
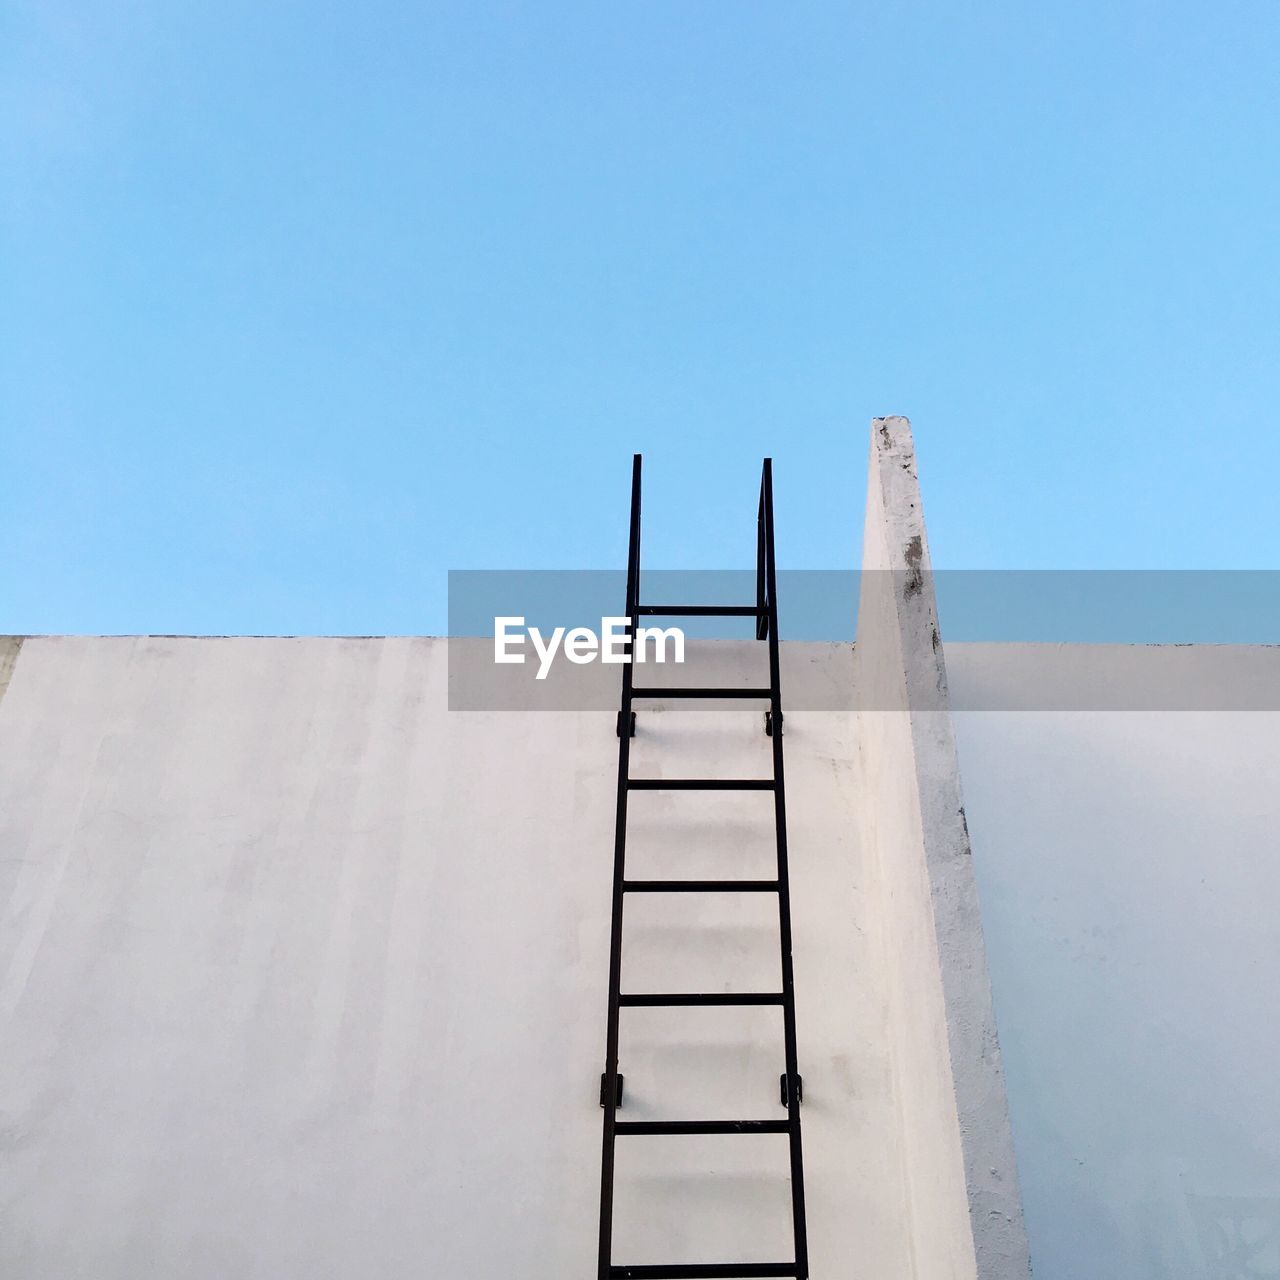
[597,455,809,1280]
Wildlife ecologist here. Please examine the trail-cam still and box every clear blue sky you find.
[3,2,1278,635]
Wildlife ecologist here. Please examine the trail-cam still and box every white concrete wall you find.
[0,633,925,1278]
[947,645,1280,1280]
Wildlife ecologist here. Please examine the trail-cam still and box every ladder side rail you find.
[598,453,643,1279]
[762,458,809,1278]
[756,475,769,641]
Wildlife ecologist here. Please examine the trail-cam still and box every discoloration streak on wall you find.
[0,638,22,706]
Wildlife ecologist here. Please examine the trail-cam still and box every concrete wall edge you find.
[857,417,1033,1278]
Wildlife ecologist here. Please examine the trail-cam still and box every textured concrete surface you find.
[0,634,923,1279]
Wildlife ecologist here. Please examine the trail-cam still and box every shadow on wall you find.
[1187,1195,1280,1278]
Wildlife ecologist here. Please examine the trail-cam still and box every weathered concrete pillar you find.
[856,417,1033,1278]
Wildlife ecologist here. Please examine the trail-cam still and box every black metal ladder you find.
[597,456,809,1280]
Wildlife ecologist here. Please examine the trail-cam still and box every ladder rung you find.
[630,687,773,699]
[622,879,779,893]
[619,993,785,1007]
[615,1120,790,1135]
[610,1265,799,1278]
[627,779,774,791]
[636,605,763,617]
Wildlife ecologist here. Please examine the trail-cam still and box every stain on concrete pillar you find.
[0,637,22,707]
